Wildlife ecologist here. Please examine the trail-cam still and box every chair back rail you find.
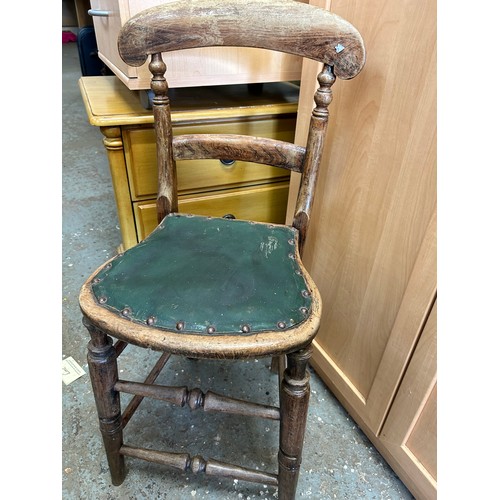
[118,0,365,81]
[173,135,305,172]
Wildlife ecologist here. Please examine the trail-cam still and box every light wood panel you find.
[287,0,436,497]
[380,301,437,499]
[290,0,436,431]
[311,210,436,426]
[90,0,135,78]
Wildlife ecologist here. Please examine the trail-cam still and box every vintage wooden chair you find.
[79,1,365,498]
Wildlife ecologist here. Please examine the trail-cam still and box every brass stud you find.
[207,326,216,334]
[295,270,303,276]
[277,321,286,329]
[121,307,131,317]
[241,324,251,333]
[302,290,311,298]
[105,263,112,270]
[176,321,185,331]
[300,307,309,316]
[98,296,107,304]
[146,316,156,326]
[288,239,294,246]
[288,253,295,260]
[92,277,102,284]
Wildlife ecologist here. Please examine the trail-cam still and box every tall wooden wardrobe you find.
[287,1,437,498]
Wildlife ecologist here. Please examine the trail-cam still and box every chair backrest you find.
[118,0,365,252]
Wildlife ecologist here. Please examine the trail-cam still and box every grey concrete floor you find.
[62,39,414,499]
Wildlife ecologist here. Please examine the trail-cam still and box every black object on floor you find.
[77,26,112,77]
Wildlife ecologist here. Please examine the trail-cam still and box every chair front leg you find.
[84,317,126,485]
[278,344,312,499]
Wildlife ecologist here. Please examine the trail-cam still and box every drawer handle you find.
[88,9,110,17]
[220,159,235,167]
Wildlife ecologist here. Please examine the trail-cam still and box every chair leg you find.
[84,317,126,486]
[278,345,312,499]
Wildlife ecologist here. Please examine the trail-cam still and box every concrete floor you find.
[62,39,414,499]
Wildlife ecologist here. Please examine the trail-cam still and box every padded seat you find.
[80,213,321,358]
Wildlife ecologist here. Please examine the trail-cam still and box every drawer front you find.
[134,182,290,242]
[123,117,296,200]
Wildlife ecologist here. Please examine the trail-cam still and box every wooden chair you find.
[79,1,365,498]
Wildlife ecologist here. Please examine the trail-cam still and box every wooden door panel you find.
[406,384,437,479]
[311,211,436,431]
[289,0,436,433]
[379,301,437,499]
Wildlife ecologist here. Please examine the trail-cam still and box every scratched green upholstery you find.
[91,214,312,335]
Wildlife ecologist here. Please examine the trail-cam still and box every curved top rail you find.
[118,0,365,80]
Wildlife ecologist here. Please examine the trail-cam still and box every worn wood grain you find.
[120,445,279,485]
[115,380,281,420]
[293,65,335,252]
[84,319,125,486]
[118,0,365,80]
[173,134,305,172]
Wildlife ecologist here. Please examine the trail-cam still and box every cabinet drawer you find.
[123,116,296,200]
[134,182,290,241]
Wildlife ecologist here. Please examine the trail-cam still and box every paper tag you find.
[62,357,86,385]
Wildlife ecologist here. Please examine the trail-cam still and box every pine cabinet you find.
[79,76,299,250]
[287,0,437,498]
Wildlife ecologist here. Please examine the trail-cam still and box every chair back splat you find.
[80,1,365,498]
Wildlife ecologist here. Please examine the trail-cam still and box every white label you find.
[62,357,86,385]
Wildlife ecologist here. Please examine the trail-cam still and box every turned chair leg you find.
[84,317,126,486]
[278,345,312,499]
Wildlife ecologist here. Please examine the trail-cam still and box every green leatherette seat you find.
[91,213,313,336]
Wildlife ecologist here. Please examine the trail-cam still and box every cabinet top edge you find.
[79,76,299,127]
